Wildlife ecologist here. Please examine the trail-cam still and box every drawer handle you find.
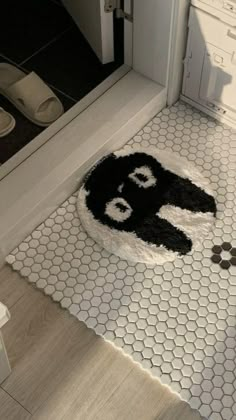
[227,29,236,40]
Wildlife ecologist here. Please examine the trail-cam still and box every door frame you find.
[132,0,189,100]
[0,0,190,262]
[167,0,190,105]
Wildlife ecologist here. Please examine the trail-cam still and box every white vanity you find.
[182,0,236,127]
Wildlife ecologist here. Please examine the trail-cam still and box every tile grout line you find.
[49,0,63,7]
[0,387,32,415]
[0,54,20,67]
[19,26,72,66]
[1,52,77,103]
[46,84,77,103]
[6,289,30,311]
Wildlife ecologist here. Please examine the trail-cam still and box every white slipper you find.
[0,107,15,137]
[0,63,64,127]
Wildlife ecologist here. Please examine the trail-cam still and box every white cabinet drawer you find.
[183,7,236,123]
[192,0,236,26]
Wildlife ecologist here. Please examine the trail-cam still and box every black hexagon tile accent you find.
[211,254,221,264]
[231,248,236,257]
[220,260,231,270]
[6,102,236,420]
[230,257,236,266]
[212,245,222,255]
[211,242,236,270]
[222,242,232,251]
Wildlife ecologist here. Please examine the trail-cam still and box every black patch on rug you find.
[83,152,216,255]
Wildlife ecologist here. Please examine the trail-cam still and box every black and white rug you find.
[77,148,216,264]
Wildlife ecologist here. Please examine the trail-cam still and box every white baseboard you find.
[181,95,236,129]
[0,71,166,257]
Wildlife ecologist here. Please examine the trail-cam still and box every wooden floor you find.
[0,265,201,420]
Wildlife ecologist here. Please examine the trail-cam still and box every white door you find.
[62,0,114,64]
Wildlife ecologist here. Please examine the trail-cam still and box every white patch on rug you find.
[105,197,132,223]
[128,165,157,188]
[158,205,215,247]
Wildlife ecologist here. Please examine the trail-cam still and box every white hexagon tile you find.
[7,102,236,420]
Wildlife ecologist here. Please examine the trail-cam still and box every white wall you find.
[62,0,114,63]
[167,0,190,105]
[133,0,175,87]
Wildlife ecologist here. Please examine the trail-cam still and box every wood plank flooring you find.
[0,265,201,420]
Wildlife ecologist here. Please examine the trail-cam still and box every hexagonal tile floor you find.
[6,102,236,420]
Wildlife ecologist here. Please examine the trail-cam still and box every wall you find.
[133,0,175,87]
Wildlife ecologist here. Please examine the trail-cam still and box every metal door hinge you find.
[104,0,133,22]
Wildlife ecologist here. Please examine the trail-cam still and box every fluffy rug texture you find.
[77,148,216,264]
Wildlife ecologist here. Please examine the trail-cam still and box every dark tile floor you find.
[0,56,74,164]
[0,0,72,64]
[0,0,123,165]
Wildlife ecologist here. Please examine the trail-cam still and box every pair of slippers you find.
[0,63,64,138]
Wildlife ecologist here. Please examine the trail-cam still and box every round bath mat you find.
[77,147,216,264]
